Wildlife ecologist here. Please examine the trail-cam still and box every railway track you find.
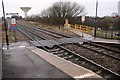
[17,22,70,38]
[90,42,120,53]
[44,45,120,79]
[80,42,120,61]
[17,23,120,79]
[25,26,120,61]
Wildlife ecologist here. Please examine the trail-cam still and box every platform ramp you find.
[30,37,87,48]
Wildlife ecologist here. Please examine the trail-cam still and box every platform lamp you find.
[2,0,9,49]
[94,0,98,37]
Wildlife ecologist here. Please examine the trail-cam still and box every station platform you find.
[2,42,72,79]
[70,29,120,44]
[2,42,103,79]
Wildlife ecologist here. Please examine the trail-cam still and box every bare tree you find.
[111,12,118,17]
[40,1,85,25]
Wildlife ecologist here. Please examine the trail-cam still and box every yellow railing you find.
[65,23,94,34]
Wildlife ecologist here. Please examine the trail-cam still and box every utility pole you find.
[94,0,98,37]
[2,0,9,49]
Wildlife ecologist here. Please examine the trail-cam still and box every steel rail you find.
[80,42,120,61]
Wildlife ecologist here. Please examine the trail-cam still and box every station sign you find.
[10,18,17,29]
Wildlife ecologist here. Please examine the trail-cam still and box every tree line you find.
[27,1,85,25]
[84,16,119,31]
[27,1,120,31]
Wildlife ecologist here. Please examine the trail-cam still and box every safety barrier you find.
[64,23,94,36]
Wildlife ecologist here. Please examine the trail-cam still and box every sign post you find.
[82,16,85,23]
[2,0,9,49]
[10,18,17,42]
[81,16,85,37]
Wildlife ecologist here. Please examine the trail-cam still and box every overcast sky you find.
[0,0,120,18]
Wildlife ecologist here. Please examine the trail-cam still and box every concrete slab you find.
[29,46,104,79]
[30,41,41,47]
[38,40,55,47]
[30,37,84,48]
[56,37,84,44]
[2,42,73,78]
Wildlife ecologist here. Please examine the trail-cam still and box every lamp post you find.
[94,0,98,37]
[2,0,9,49]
